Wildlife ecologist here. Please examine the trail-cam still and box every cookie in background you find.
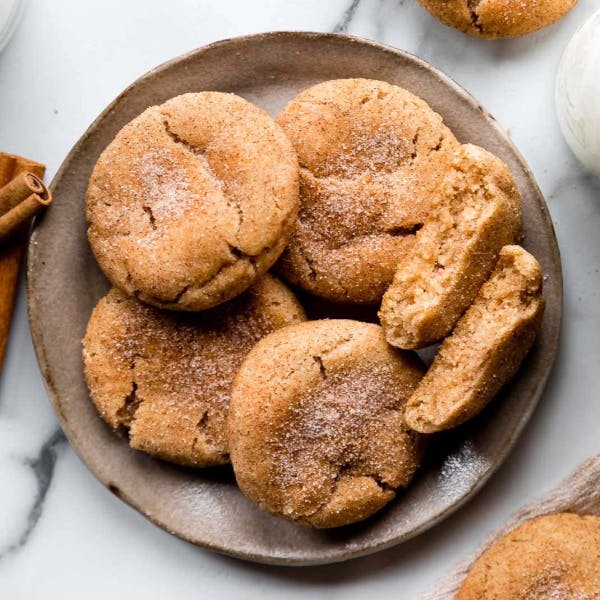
[456,513,600,599]
[417,0,577,39]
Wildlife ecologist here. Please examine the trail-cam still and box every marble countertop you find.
[1,0,599,597]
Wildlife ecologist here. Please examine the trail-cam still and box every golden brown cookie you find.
[418,0,577,39]
[86,92,299,311]
[457,513,600,599]
[405,245,544,433]
[228,319,425,528]
[276,78,458,304]
[82,275,306,467]
[379,144,522,350]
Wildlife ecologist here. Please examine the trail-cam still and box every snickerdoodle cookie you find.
[380,144,522,350]
[276,78,458,304]
[405,245,544,433]
[82,275,305,467]
[86,92,299,311]
[418,0,577,39]
[228,319,425,528]
[457,513,600,599]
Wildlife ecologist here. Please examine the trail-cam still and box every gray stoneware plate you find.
[27,32,562,566]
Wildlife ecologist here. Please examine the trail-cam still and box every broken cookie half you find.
[405,245,545,434]
[379,143,522,350]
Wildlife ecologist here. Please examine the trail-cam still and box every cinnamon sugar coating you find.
[228,319,425,528]
[276,78,458,304]
[82,275,305,467]
[457,513,600,599]
[380,144,522,350]
[418,0,577,39]
[405,245,544,434]
[86,92,299,311]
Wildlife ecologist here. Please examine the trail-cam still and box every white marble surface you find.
[1,0,599,597]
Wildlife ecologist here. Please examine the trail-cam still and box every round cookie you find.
[82,274,306,468]
[417,0,577,39]
[457,513,600,599]
[276,78,458,304]
[86,92,299,311]
[228,319,425,528]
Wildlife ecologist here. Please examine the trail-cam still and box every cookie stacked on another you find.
[87,92,299,311]
[83,91,307,472]
[83,80,545,530]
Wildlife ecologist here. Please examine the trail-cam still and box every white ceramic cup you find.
[556,8,600,177]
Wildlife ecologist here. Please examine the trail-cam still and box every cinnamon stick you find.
[0,153,45,376]
[0,191,52,243]
[0,171,47,215]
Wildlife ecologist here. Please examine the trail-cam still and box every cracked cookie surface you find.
[86,92,299,311]
[228,319,425,527]
[275,78,458,304]
[457,513,600,599]
[418,0,577,39]
[82,275,306,468]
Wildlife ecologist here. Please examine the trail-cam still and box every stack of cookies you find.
[82,79,544,529]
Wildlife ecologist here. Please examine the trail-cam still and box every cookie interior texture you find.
[379,143,522,350]
[405,245,545,433]
[417,0,578,39]
[228,319,425,528]
[86,91,299,311]
[82,275,306,468]
[276,78,458,304]
[457,513,600,599]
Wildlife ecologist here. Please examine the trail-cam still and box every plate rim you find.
[27,30,563,566]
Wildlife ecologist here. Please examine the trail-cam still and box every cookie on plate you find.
[457,513,600,599]
[82,274,305,467]
[417,0,577,39]
[86,92,299,311]
[228,319,425,527]
[276,78,458,304]
[405,245,544,433]
[379,144,522,350]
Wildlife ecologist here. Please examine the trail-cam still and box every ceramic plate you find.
[27,32,562,566]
